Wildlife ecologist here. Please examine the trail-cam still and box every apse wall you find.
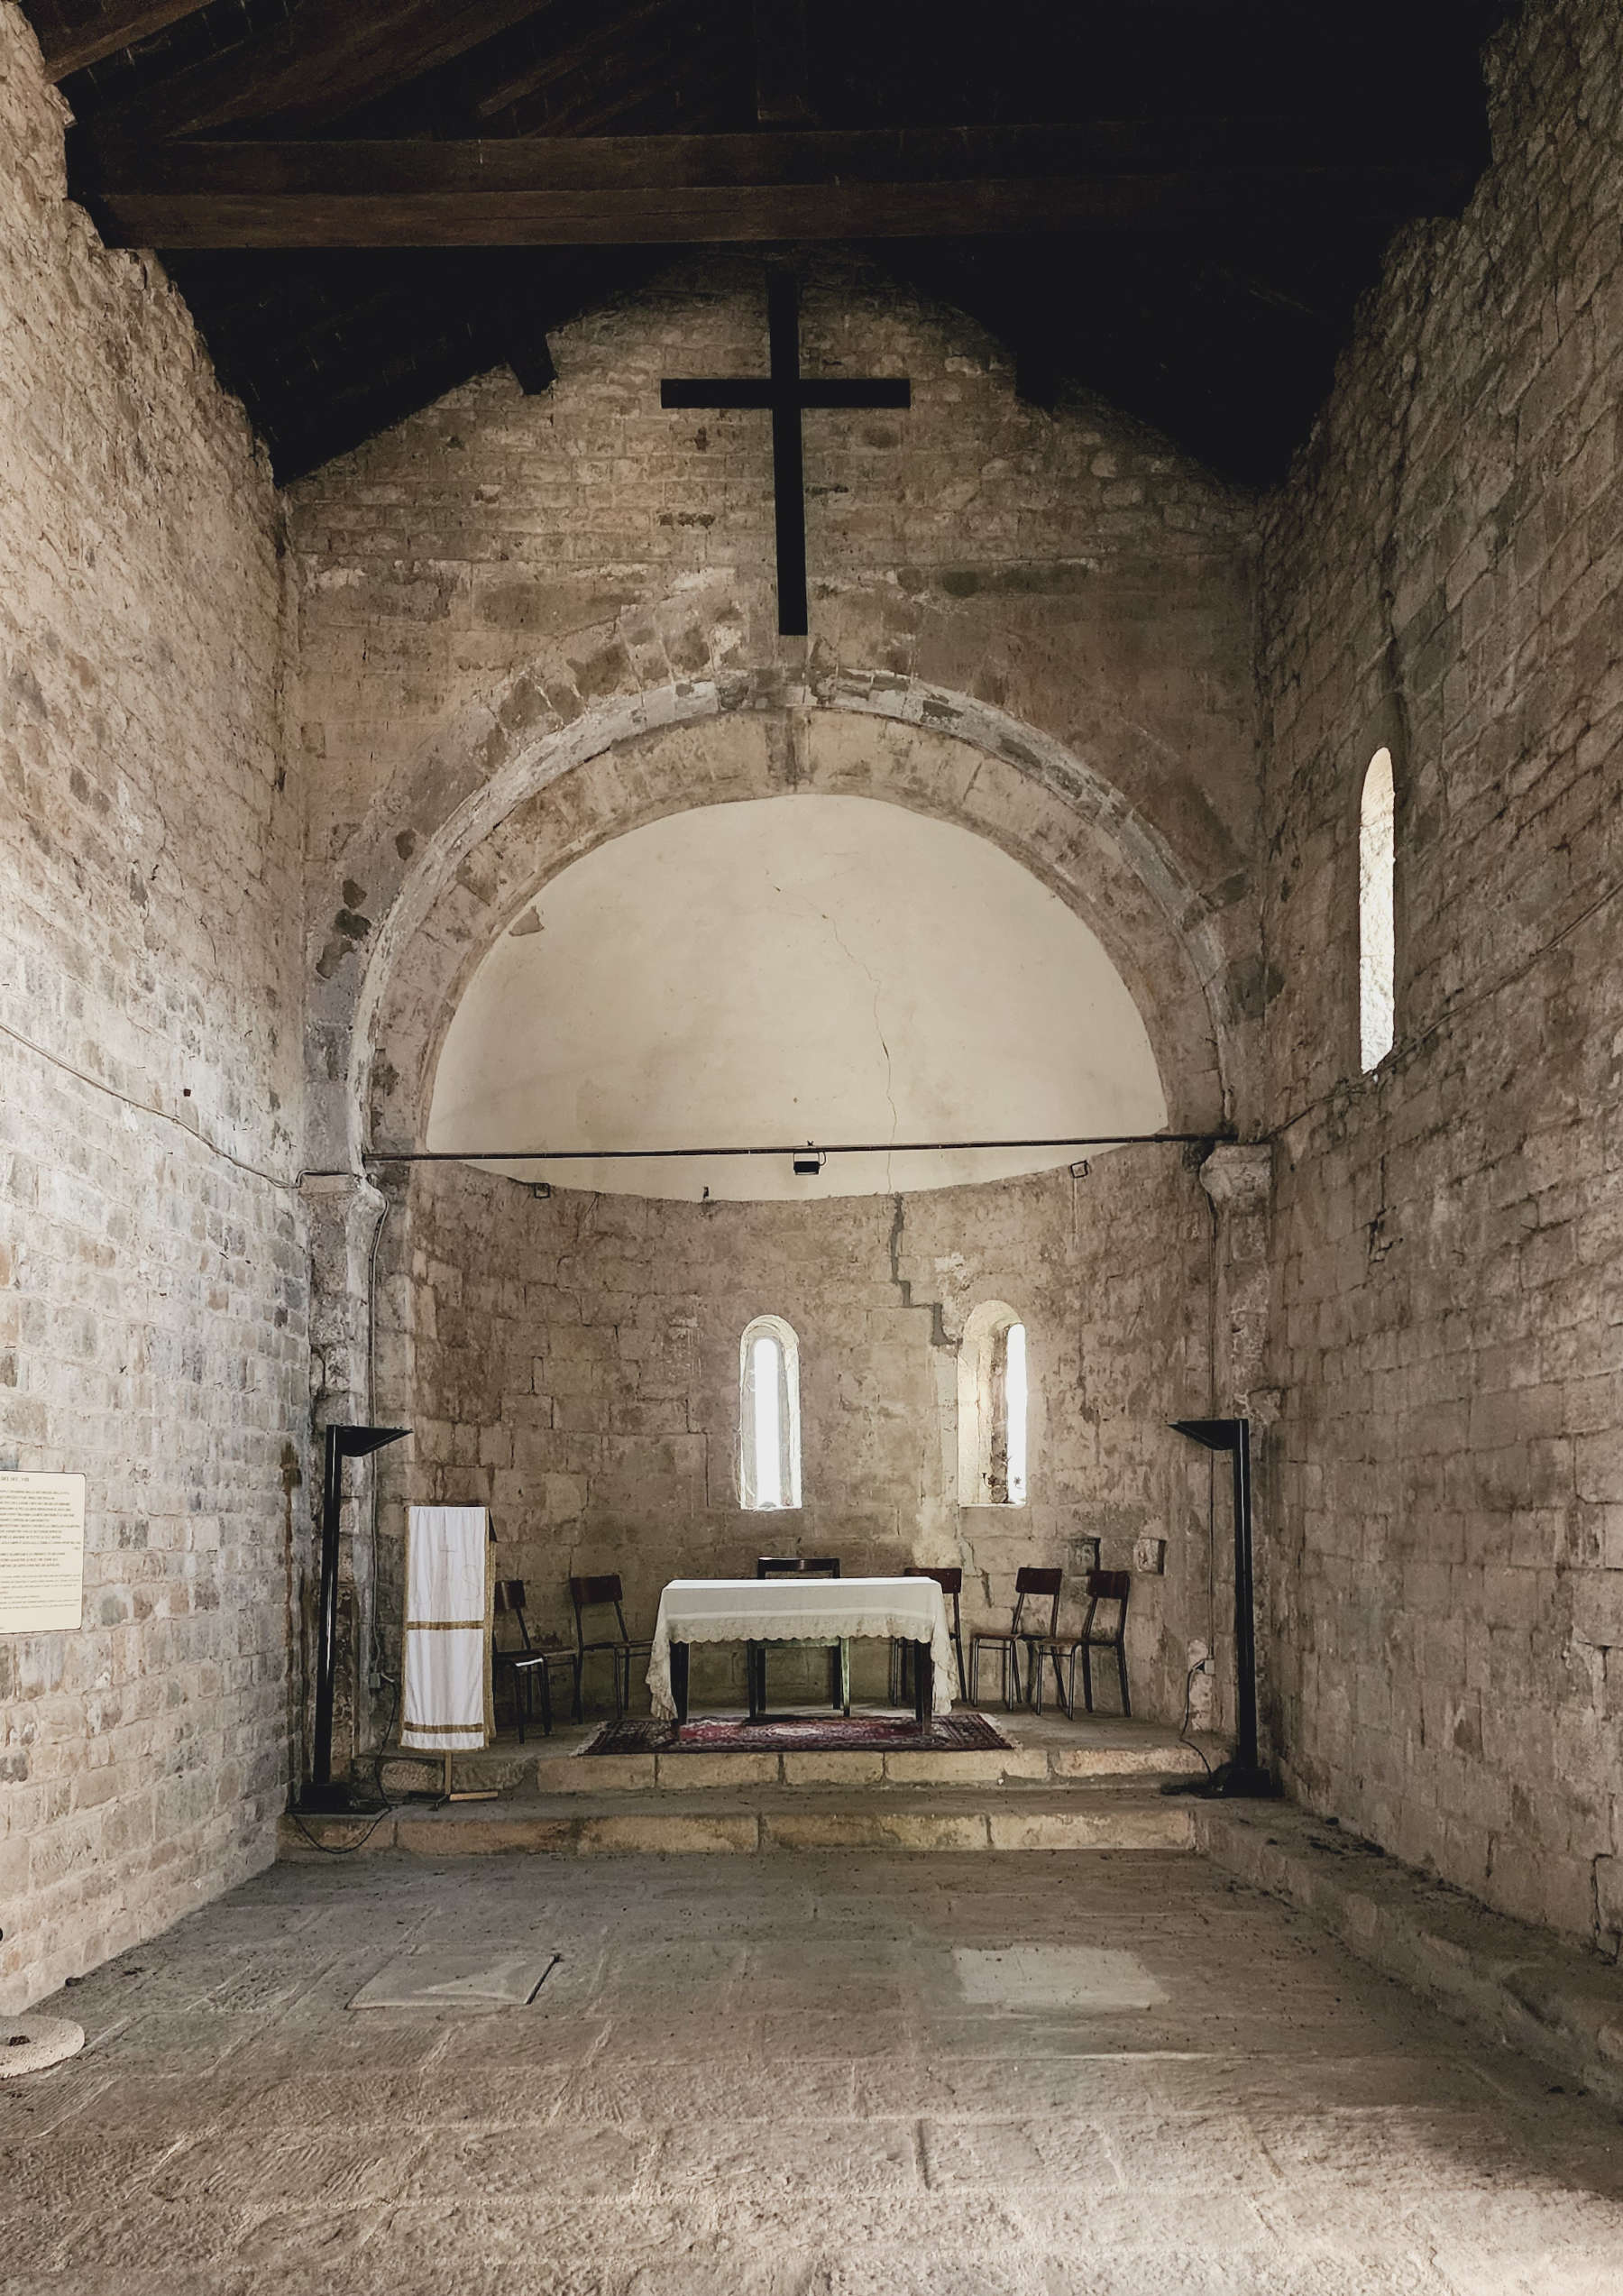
[1258,0,1623,1948]
[287,243,1262,1178]
[373,1152,1218,1731]
[0,10,306,2009]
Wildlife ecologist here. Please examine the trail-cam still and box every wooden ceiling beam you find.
[80,0,561,139]
[30,0,214,79]
[753,0,812,125]
[79,126,1479,248]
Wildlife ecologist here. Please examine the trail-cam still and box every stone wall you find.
[287,246,1261,1176]
[0,7,306,2010]
[374,1151,1219,1730]
[1258,0,1623,1947]
[289,246,1262,1771]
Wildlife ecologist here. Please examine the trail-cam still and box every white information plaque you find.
[0,1474,87,1632]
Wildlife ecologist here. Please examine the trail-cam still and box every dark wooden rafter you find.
[28,0,214,79]
[19,0,1507,484]
[753,0,812,124]
[77,127,1480,249]
[466,0,740,133]
[77,0,561,139]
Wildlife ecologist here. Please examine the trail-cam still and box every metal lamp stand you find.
[1165,1417,1277,1799]
[296,1422,408,1814]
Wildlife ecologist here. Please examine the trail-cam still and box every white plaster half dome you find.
[426,792,1169,1200]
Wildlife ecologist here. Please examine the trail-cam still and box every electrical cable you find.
[1176,1655,1215,1775]
[286,1672,444,1853]
[0,1010,300,1193]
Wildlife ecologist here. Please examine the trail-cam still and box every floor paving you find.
[4,1847,1621,2293]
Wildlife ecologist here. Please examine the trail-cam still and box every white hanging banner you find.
[0,1474,87,1632]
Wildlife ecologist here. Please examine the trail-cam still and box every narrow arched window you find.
[1360,746,1396,1072]
[958,1301,1029,1505]
[739,1316,802,1510]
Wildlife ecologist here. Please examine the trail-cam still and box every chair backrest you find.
[756,1556,840,1577]
[1084,1569,1131,1636]
[571,1573,630,1649]
[493,1578,532,1653]
[905,1564,963,1631]
[1012,1566,1062,1638]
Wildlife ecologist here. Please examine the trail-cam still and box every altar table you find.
[647,1576,956,1722]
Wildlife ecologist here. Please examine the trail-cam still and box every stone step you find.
[280,1786,1195,1860]
[370,1727,1213,1801]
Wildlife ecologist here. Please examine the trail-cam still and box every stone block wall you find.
[288,248,1261,1176]
[374,1150,1218,1730]
[1258,0,1623,1946]
[0,8,307,2010]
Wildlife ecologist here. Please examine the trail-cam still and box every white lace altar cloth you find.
[647,1576,954,1721]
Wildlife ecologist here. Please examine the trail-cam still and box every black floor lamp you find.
[1167,1417,1275,1799]
[298,1421,408,1814]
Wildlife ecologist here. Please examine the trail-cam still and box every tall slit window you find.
[1359,745,1396,1072]
[958,1301,1029,1506]
[739,1316,802,1510]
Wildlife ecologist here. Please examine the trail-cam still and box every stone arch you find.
[337,666,1237,1171]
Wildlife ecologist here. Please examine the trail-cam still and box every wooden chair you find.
[751,1557,847,1718]
[570,1574,652,1716]
[888,1566,967,1705]
[492,1580,581,1740]
[1026,1569,1133,1718]
[967,1566,1061,1709]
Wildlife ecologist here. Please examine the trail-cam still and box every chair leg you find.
[1030,1646,1043,1715]
[538,1665,553,1738]
[1051,1649,1069,1718]
[1004,1643,1019,1712]
[1080,1641,1094,1713]
[953,1634,967,1704]
[1066,1647,1079,1717]
[571,1658,583,1723]
[515,1667,527,1745]
[969,1644,979,1704]
[1116,1636,1131,1719]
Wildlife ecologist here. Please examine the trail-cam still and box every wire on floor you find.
[1177,1656,1215,1773]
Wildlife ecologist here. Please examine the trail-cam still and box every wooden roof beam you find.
[30,0,214,79]
[79,0,562,140]
[78,126,1481,249]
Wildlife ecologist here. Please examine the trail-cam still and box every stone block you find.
[655,1753,779,1789]
[781,1752,885,1786]
[882,1750,1048,1785]
[987,1806,1193,1851]
[574,1813,760,1854]
[762,1812,989,1851]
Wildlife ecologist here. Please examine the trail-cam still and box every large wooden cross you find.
[661,272,911,636]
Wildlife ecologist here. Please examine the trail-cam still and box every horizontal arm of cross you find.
[662,378,911,410]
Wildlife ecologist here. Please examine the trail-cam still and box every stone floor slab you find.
[6,1848,1622,2292]
[349,1946,559,2010]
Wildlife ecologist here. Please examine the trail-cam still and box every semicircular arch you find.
[350,674,1235,1169]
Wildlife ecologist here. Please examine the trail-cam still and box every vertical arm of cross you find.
[766,271,809,638]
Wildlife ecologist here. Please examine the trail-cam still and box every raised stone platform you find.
[1196,1798,1623,2116]
[280,1713,1216,1860]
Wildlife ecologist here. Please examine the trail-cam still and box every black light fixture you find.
[1166,1418,1275,1799]
[792,1149,826,1176]
[298,1422,408,1814]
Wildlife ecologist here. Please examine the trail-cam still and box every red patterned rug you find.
[582,1712,1013,1756]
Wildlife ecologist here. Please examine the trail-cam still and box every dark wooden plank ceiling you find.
[25,0,1509,486]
